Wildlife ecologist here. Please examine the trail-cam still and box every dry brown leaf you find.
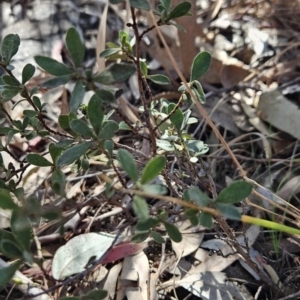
[171,219,205,258]
[99,262,123,300]
[258,89,300,139]
[193,225,260,274]
[119,251,150,300]
[173,0,199,78]
[276,175,300,201]
[199,97,241,135]
[201,57,223,84]
[96,1,108,72]
[145,12,181,82]
[220,63,251,87]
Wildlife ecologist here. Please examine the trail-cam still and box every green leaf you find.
[132,195,149,221]
[1,86,20,101]
[88,94,104,135]
[70,80,86,112]
[109,0,123,3]
[51,169,66,196]
[58,114,71,131]
[93,63,136,85]
[0,260,23,286]
[106,42,120,48]
[119,30,129,48]
[49,143,64,163]
[42,75,71,88]
[151,231,165,243]
[191,80,206,103]
[100,48,121,58]
[29,86,39,97]
[158,210,168,221]
[0,230,18,253]
[95,88,115,103]
[163,222,182,242]
[34,55,73,76]
[0,127,19,136]
[70,119,94,137]
[32,96,42,110]
[185,209,199,226]
[199,212,213,228]
[156,4,165,15]
[131,232,149,243]
[156,139,176,151]
[167,103,183,131]
[11,209,32,251]
[56,141,93,168]
[129,0,150,11]
[140,155,166,184]
[0,188,17,210]
[167,1,191,20]
[81,157,90,171]
[1,239,23,258]
[26,154,53,167]
[216,181,253,204]
[83,289,108,300]
[23,110,38,117]
[146,74,170,85]
[215,203,241,220]
[142,184,168,195]
[104,140,114,156]
[169,21,188,32]
[136,218,159,231]
[187,186,211,207]
[21,250,35,265]
[2,75,20,86]
[185,140,209,156]
[0,179,8,190]
[190,51,211,81]
[41,207,61,221]
[6,64,14,71]
[140,61,148,76]
[66,27,85,68]
[13,188,24,203]
[0,34,20,65]
[22,63,35,84]
[117,149,139,182]
[59,297,81,300]
[160,0,171,10]
[98,120,119,140]
[119,121,132,131]
[56,139,74,148]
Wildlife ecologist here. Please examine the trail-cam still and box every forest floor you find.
[1,0,300,299]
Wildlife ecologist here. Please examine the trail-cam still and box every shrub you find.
[0,0,258,297]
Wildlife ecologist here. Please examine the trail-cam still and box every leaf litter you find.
[2,0,300,299]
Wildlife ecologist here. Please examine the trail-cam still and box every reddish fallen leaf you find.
[22,260,52,277]
[100,241,147,264]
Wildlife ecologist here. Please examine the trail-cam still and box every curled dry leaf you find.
[98,263,123,300]
[119,251,150,300]
[171,224,205,258]
[101,241,147,264]
[258,89,300,140]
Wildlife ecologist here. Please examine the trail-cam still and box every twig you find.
[130,7,157,155]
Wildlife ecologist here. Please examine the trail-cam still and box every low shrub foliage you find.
[0,0,256,296]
